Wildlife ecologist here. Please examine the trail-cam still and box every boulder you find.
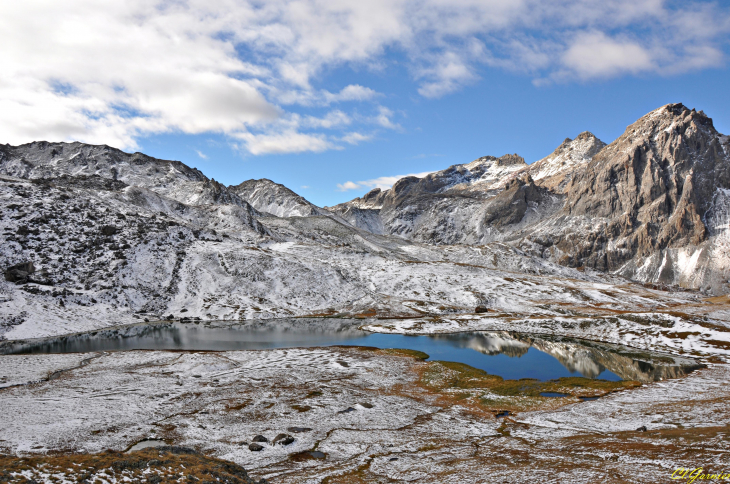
[273,434,295,446]
[4,261,35,284]
[100,225,118,236]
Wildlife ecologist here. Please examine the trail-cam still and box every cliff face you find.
[516,104,730,294]
[555,104,726,268]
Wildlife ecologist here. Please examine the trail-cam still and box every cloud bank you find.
[0,0,728,153]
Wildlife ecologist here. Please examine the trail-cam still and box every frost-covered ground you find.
[1,310,729,482]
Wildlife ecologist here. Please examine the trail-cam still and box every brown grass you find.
[0,447,266,483]
[410,360,641,415]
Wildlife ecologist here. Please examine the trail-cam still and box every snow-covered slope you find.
[0,168,627,340]
[230,178,329,218]
[0,141,252,209]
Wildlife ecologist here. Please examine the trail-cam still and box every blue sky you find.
[2,1,730,206]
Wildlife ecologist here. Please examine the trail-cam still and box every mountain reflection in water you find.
[0,319,702,382]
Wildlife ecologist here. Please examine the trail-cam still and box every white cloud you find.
[303,110,352,129]
[561,31,654,79]
[236,131,336,155]
[417,51,479,98]
[195,150,208,159]
[275,84,381,106]
[373,106,401,130]
[341,132,373,145]
[327,85,380,103]
[0,0,727,151]
[338,170,436,191]
[337,181,362,191]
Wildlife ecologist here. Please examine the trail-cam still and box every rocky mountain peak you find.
[552,131,602,153]
[494,154,525,167]
[557,103,729,270]
[494,131,606,193]
[229,178,328,218]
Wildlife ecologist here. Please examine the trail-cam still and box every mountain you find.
[230,178,329,218]
[524,104,730,293]
[0,103,728,341]
[327,154,533,241]
[332,103,730,294]
[328,134,607,241]
[0,141,250,209]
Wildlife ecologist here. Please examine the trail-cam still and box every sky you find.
[1,1,729,207]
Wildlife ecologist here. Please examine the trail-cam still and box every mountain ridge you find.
[1,102,729,341]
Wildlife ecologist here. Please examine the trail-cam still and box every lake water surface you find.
[0,319,701,383]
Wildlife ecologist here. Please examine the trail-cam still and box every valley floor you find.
[1,313,730,483]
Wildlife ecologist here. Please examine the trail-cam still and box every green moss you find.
[420,361,640,399]
[381,348,430,360]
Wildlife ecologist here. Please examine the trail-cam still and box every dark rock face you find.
[481,175,545,229]
[538,104,728,271]
[100,225,118,236]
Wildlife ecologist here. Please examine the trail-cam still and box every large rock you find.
[4,261,35,284]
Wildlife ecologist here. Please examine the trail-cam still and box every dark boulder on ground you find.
[100,225,117,236]
[273,433,295,445]
[4,261,35,283]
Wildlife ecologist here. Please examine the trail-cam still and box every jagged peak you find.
[363,187,382,200]
[231,178,287,189]
[551,132,603,154]
[466,153,526,169]
[495,153,525,166]
[642,103,715,129]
